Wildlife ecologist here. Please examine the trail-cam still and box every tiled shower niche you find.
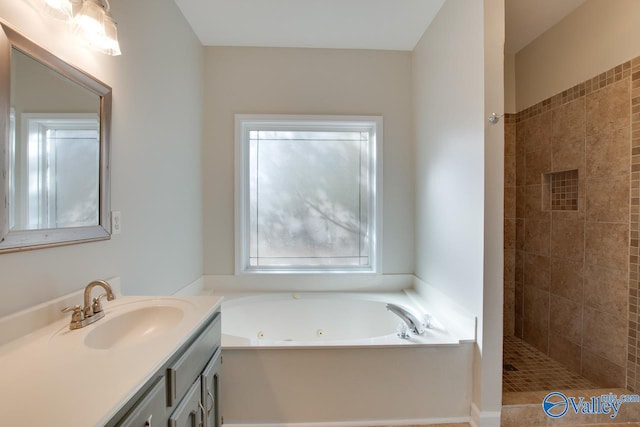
[503,56,640,391]
[543,169,579,211]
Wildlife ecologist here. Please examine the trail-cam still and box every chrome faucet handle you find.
[92,294,109,314]
[62,305,84,323]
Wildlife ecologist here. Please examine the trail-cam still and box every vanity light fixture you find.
[27,0,121,56]
[31,0,73,20]
[72,0,121,56]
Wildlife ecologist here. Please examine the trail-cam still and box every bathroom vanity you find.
[108,307,222,427]
[0,295,223,427]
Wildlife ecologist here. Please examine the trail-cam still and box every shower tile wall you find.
[511,59,635,389]
[504,113,516,337]
[629,57,640,392]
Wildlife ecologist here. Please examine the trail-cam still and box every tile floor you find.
[502,336,640,426]
[503,336,598,393]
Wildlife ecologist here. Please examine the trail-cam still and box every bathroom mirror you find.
[0,23,112,253]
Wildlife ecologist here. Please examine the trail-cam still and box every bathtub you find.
[222,292,458,347]
[219,292,474,426]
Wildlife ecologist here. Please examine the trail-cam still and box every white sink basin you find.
[84,305,184,350]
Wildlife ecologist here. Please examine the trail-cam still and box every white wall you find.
[481,0,505,421]
[413,0,484,325]
[516,0,640,111]
[0,0,204,317]
[413,0,503,424]
[202,46,414,276]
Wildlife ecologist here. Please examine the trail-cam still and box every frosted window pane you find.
[249,131,370,267]
[49,130,99,228]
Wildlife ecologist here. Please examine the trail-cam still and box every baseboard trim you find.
[223,416,470,427]
[470,403,501,427]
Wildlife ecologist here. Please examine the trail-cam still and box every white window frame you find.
[234,114,383,275]
[15,113,99,230]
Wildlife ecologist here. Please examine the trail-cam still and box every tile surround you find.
[524,218,552,255]
[586,127,630,178]
[628,56,640,393]
[526,145,552,186]
[552,98,586,144]
[584,222,629,271]
[504,113,517,337]
[549,258,584,302]
[523,286,550,353]
[507,57,638,391]
[550,219,585,262]
[586,176,629,223]
[586,79,631,137]
[524,253,550,290]
[549,295,582,344]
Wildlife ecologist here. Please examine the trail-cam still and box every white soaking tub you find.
[222,292,458,347]
[219,292,474,426]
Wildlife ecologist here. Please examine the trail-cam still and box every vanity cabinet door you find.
[169,379,202,427]
[201,348,222,427]
[167,314,221,407]
[117,378,167,427]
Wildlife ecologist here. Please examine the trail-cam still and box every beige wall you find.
[504,53,516,113]
[12,49,98,114]
[0,0,204,317]
[202,46,414,276]
[515,0,640,111]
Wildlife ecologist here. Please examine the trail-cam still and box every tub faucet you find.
[386,304,424,336]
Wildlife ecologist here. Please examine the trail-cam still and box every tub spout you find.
[386,303,424,335]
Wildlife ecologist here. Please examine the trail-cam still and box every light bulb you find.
[30,0,73,20]
[73,0,105,38]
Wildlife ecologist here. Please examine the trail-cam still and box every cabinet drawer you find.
[117,378,167,427]
[167,314,220,407]
[169,379,202,427]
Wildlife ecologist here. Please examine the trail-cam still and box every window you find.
[235,115,382,274]
[11,113,99,230]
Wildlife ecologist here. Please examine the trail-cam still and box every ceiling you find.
[174,0,587,53]
[173,0,445,51]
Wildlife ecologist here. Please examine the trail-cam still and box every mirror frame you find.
[0,23,112,253]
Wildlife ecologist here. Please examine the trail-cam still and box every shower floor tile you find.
[503,336,598,393]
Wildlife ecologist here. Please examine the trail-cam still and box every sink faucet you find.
[83,279,115,318]
[386,303,424,336]
[62,280,116,330]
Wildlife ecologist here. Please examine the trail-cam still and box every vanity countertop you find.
[0,295,223,427]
